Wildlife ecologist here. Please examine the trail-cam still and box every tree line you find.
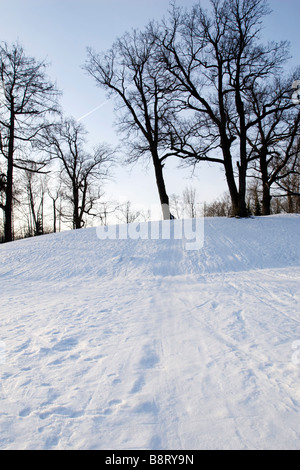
[1,0,299,243]
[0,45,115,242]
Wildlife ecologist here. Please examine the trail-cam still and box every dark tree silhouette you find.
[44,118,114,229]
[85,29,179,219]
[0,42,60,242]
[153,0,293,217]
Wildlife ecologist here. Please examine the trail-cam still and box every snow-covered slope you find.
[0,215,299,449]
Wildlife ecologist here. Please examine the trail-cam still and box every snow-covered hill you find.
[0,215,299,449]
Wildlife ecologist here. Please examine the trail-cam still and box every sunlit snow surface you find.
[0,215,299,449]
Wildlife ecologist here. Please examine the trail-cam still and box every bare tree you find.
[48,178,63,233]
[247,179,262,216]
[246,74,300,214]
[153,0,292,217]
[116,201,142,225]
[97,199,121,226]
[44,118,114,229]
[183,186,198,218]
[22,168,48,236]
[169,193,184,219]
[85,28,179,220]
[0,42,61,242]
[270,142,300,213]
[204,192,232,217]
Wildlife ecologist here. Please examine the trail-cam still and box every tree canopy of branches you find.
[1,1,299,241]
[84,0,300,218]
[85,29,180,220]
[22,167,48,237]
[247,74,300,214]
[150,0,299,216]
[0,42,61,241]
[44,118,115,229]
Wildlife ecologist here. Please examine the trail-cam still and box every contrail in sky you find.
[77,98,111,122]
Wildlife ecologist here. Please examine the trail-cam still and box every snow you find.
[0,215,299,450]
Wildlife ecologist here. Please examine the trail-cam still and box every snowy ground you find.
[0,215,299,450]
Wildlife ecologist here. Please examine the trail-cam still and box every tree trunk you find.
[238,161,248,217]
[4,105,15,243]
[262,182,271,216]
[4,159,13,242]
[72,179,85,229]
[235,81,249,218]
[73,187,81,229]
[259,151,271,215]
[53,199,57,233]
[223,148,239,217]
[152,151,172,220]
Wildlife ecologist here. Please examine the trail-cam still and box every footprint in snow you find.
[109,399,122,406]
[130,376,145,394]
[39,406,83,420]
[139,344,160,369]
[134,400,159,414]
[103,399,123,415]
[19,407,31,417]
[52,337,78,352]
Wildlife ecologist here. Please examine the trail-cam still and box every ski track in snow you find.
[0,215,299,449]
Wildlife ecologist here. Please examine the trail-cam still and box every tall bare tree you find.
[85,29,179,220]
[21,167,48,237]
[44,118,114,229]
[153,0,293,217]
[246,74,300,214]
[272,139,300,212]
[48,179,63,233]
[116,201,142,225]
[183,186,198,218]
[0,42,60,242]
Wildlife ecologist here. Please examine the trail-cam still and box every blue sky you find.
[1,0,299,209]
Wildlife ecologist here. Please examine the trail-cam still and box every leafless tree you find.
[48,178,63,233]
[183,186,198,218]
[271,142,300,213]
[116,201,142,225]
[246,74,300,214]
[169,193,184,219]
[246,179,262,216]
[0,42,61,242]
[153,0,293,217]
[170,186,201,218]
[44,118,114,229]
[85,28,180,220]
[22,167,48,236]
[204,192,232,217]
[96,199,121,226]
